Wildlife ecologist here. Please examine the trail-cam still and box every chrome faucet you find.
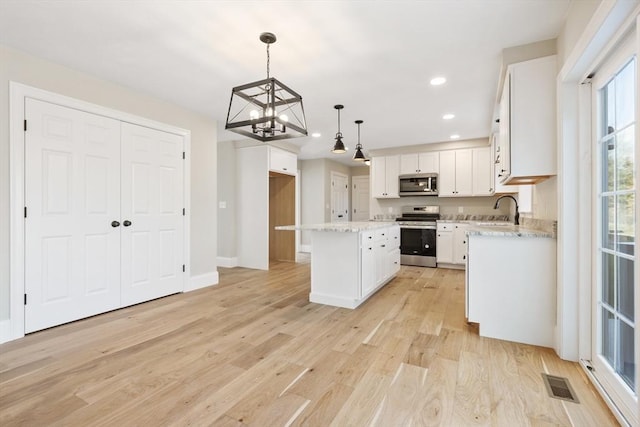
[493,195,520,225]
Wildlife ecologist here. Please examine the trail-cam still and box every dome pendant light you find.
[331,105,347,154]
[353,120,366,162]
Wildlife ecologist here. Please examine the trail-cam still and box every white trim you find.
[0,319,12,345]
[299,244,312,253]
[186,271,219,292]
[217,257,239,268]
[8,82,192,343]
[580,361,634,427]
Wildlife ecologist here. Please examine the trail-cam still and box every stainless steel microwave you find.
[399,173,438,196]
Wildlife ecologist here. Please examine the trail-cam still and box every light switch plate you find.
[219,201,227,209]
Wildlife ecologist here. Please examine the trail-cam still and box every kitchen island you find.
[276,222,400,308]
[465,224,556,347]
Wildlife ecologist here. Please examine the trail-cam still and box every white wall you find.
[217,141,237,259]
[0,44,218,322]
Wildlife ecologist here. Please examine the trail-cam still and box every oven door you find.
[400,225,437,259]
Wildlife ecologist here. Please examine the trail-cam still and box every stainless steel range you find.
[396,206,440,267]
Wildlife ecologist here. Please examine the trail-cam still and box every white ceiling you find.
[0,0,571,163]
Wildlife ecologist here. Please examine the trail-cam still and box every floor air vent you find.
[541,373,580,403]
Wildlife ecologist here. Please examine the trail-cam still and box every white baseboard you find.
[0,319,13,344]
[217,256,239,268]
[299,244,311,253]
[186,271,219,292]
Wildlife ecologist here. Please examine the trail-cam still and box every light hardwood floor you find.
[0,261,618,426]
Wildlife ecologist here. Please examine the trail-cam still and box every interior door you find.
[24,99,121,333]
[120,123,184,306]
[331,171,349,222]
[352,175,370,221]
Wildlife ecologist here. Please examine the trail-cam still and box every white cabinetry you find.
[452,224,469,264]
[399,152,439,174]
[471,147,493,196]
[436,223,454,264]
[371,155,400,198]
[437,222,467,267]
[439,149,473,197]
[268,146,297,176]
[466,233,556,347]
[492,133,518,194]
[309,224,400,308]
[499,55,556,184]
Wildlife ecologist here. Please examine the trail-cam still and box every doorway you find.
[330,171,349,223]
[591,34,637,424]
[351,175,370,221]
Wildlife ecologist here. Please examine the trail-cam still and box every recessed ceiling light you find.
[450,134,460,139]
[430,77,446,86]
[311,132,321,138]
[442,114,455,120]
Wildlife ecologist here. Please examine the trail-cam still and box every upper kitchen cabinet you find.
[499,55,557,185]
[269,146,297,176]
[371,155,400,198]
[439,149,473,197]
[471,146,493,196]
[492,133,518,194]
[399,152,439,175]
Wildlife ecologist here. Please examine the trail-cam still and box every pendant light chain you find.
[337,108,341,135]
[266,42,270,79]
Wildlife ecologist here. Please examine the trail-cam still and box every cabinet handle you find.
[283,167,287,171]
[111,220,120,228]
[381,244,386,248]
[123,220,132,227]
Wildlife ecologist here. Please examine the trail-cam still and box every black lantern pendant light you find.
[225,32,307,142]
[353,120,366,161]
[331,104,347,153]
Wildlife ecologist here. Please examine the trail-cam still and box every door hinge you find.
[24,294,27,305]
[182,151,185,160]
[182,264,185,272]
[24,120,27,131]
[24,206,27,218]
[182,208,185,216]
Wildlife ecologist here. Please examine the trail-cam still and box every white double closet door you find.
[25,98,184,333]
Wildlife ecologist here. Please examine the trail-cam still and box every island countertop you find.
[276,222,398,233]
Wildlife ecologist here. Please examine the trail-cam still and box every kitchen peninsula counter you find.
[276,222,400,309]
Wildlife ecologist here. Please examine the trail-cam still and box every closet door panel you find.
[24,99,121,333]
[121,123,184,306]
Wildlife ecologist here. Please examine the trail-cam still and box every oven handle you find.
[399,225,436,230]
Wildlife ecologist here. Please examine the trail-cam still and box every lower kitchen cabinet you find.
[436,222,468,268]
[307,223,400,309]
[466,233,556,347]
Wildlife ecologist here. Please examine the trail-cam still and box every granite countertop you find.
[276,221,398,233]
[465,224,554,238]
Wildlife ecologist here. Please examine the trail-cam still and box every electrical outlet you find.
[388,207,393,213]
[458,206,464,213]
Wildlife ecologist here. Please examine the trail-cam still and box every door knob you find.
[111,221,120,227]
[123,220,132,227]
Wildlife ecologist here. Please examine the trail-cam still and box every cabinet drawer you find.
[437,222,454,232]
[361,230,375,246]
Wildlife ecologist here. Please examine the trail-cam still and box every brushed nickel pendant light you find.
[353,120,366,161]
[225,32,307,142]
[331,104,347,153]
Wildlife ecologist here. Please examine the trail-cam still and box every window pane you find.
[617,193,635,256]
[602,195,615,250]
[616,59,636,129]
[602,307,616,366]
[618,256,635,321]
[602,252,615,306]
[619,320,636,391]
[603,81,616,136]
[603,136,615,192]
[616,127,635,191]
